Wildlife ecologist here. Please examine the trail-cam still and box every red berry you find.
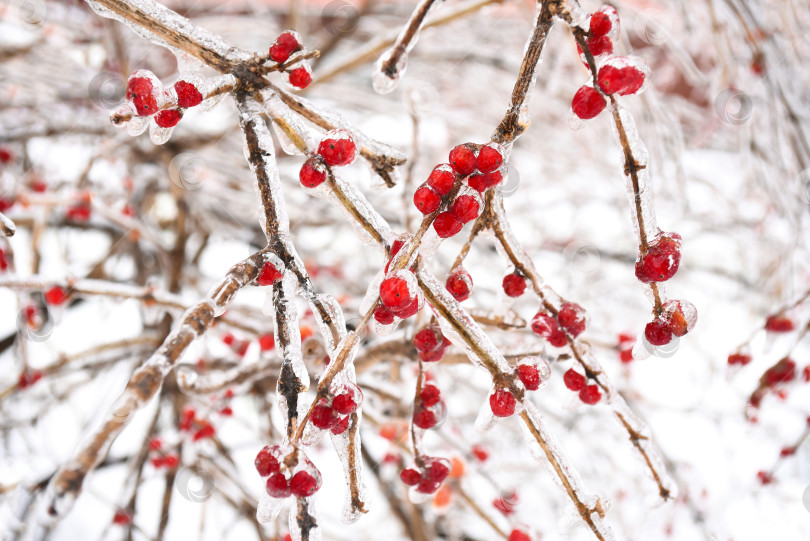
[257,260,284,285]
[579,384,601,405]
[126,75,159,116]
[587,34,613,56]
[179,408,196,431]
[400,468,421,486]
[390,296,420,319]
[174,80,203,107]
[414,325,443,352]
[413,406,438,429]
[508,530,531,541]
[489,388,516,417]
[219,406,233,416]
[530,312,567,347]
[427,165,457,195]
[558,302,587,337]
[445,266,473,301]
[373,303,395,325]
[756,470,773,485]
[468,170,502,192]
[413,184,442,214]
[193,423,216,441]
[221,333,235,347]
[448,144,477,176]
[635,232,682,283]
[493,491,518,515]
[517,364,541,391]
[765,315,794,333]
[44,286,68,306]
[268,31,301,63]
[266,473,291,497]
[471,445,489,462]
[644,318,673,346]
[112,510,131,526]
[0,147,12,164]
[433,211,463,238]
[154,109,182,128]
[589,8,615,37]
[384,237,406,274]
[0,197,14,213]
[149,437,162,451]
[66,204,91,222]
[476,143,503,173]
[162,454,179,469]
[416,457,450,494]
[258,333,275,351]
[18,370,44,389]
[299,156,327,188]
[764,358,796,387]
[571,86,606,120]
[597,62,646,96]
[563,368,586,391]
[290,470,321,497]
[502,272,526,297]
[332,386,360,414]
[310,400,338,429]
[0,248,9,272]
[331,414,350,435]
[379,270,419,312]
[420,383,441,407]
[418,347,445,363]
[665,300,697,337]
[289,66,312,89]
[317,130,356,167]
[780,446,796,457]
[727,352,752,366]
[451,194,480,223]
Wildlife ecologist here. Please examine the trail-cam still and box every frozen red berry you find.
[598,61,646,96]
[257,259,284,285]
[154,108,182,128]
[416,457,450,494]
[445,266,473,301]
[531,312,567,347]
[193,423,216,441]
[558,302,587,337]
[427,165,457,195]
[471,445,489,462]
[380,270,419,312]
[765,315,794,333]
[727,352,752,366]
[290,469,321,497]
[635,232,682,283]
[268,31,301,64]
[448,144,477,176]
[664,299,697,337]
[413,406,438,429]
[0,248,8,272]
[333,393,358,415]
[413,184,442,214]
[331,414,351,435]
[258,333,275,351]
[618,333,635,363]
[400,468,421,486]
[508,530,531,541]
[289,65,312,89]
[317,130,356,167]
[0,147,12,164]
[645,318,673,346]
[266,473,291,497]
[44,286,68,305]
[476,143,503,173]
[468,170,503,192]
[517,364,541,391]
[299,156,327,188]
[502,272,526,297]
[587,34,613,56]
[489,388,516,417]
[174,80,203,108]
[572,86,607,120]
[373,303,395,325]
[112,510,131,526]
[451,194,480,223]
[756,470,773,485]
[433,211,463,238]
[589,6,617,38]
[579,384,601,405]
[126,73,160,116]
[310,400,338,429]
[764,358,796,387]
[563,368,586,391]
[414,325,443,352]
[420,383,441,407]
[66,204,91,222]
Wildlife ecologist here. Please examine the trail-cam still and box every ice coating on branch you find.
[85,0,250,64]
[149,121,174,145]
[199,74,236,112]
[319,174,394,247]
[260,90,320,154]
[329,408,370,523]
[273,270,310,392]
[256,492,285,523]
[310,294,347,355]
[289,498,322,541]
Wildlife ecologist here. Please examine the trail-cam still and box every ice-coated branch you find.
[45,252,264,517]
[0,211,15,237]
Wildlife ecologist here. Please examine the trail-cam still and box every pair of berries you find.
[267,31,312,89]
[489,357,549,417]
[764,314,794,333]
[400,456,450,494]
[413,325,451,362]
[150,453,179,469]
[125,71,205,129]
[644,299,697,346]
[570,7,649,120]
[563,368,602,404]
[413,382,447,430]
[531,302,588,347]
[255,445,323,498]
[445,266,473,301]
[309,382,363,435]
[299,129,358,188]
[376,269,423,324]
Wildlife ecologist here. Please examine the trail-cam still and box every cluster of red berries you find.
[413,381,446,430]
[489,356,549,417]
[309,381,362,435]
[530,301,587,348]
[644,299,697,347]
[299,129,357,188]
[399,456,450,495]
[570,6,649,120]
[255,445,322,499]
[563,367,602,405]
[179,406,217,441]
[149,438,179,469]
[267,31,312,89]
[413,142,505,238]
[375,268,423,325]
[125,70,205,129]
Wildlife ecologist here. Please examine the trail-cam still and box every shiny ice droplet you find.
[372,50,407,94]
